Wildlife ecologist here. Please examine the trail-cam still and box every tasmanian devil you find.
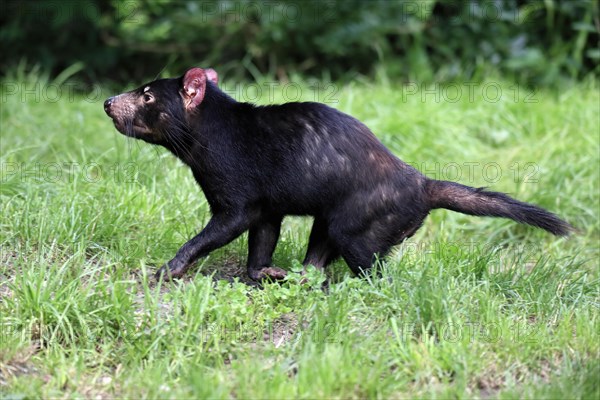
[104,67,573,281]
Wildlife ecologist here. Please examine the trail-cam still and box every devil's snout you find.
[104,96,115,115]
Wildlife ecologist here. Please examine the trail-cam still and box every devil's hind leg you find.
[247,216,287,281]
[303,217,339,270]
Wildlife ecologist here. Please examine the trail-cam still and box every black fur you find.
[426,180,572,236]
[104,69,573,281]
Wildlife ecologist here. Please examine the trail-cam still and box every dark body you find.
[104,68,572,281]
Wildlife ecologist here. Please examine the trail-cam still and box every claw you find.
[155,264,185,281]
[262,266,288,280]
[249,266,288,281]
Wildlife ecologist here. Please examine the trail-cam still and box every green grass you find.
[1,73,598,399]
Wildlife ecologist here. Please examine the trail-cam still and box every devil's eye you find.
[143,93,153,103]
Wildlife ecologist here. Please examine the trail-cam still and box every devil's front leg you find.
[247,216,288,281]
[155,212,253,280]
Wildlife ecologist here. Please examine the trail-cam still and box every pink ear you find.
[205,68,218,85]
[182,68,207,110]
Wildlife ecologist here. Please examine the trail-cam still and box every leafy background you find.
[1,1,599,398]
[1,0,598,86]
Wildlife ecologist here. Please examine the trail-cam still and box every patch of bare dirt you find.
[475,364,505,399]
[139,257,261,289]
[474,354,562,399]
[197,257,261,287]
[0,247,18,300]
[0,345,46,387]
[264,312,299,348]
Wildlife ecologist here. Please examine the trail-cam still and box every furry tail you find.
[426,179,574,236]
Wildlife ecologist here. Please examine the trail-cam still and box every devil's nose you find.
[104,97,114,113]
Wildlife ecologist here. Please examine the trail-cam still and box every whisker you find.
[164,128,197,163]
[167,117,213,154]
[153,64,168,81]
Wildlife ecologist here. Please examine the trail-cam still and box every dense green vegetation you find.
[2,0,598,85]
[1,1,598,397]
[0,72,598,398]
